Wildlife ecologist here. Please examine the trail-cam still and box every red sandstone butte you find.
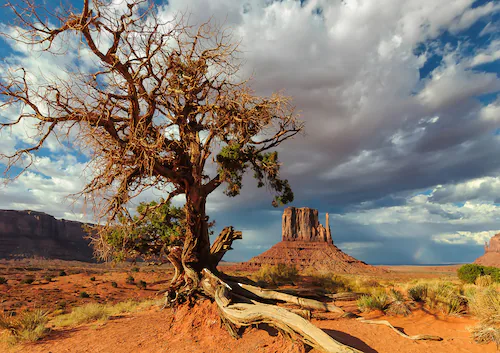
[475,233,500,268]
[247,207,384,274]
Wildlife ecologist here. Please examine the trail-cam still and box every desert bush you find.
[0,277,7,284]
[43,275,53,282]
[469,324,500,348]
[407,284,428,302]
[111,281,118,288]
[386,289,412,316]
[126,275,135,284]
[20,276,34,285]
[131,267,140,272]
[90,276,96,282]
[357,292,390,312]
[254,264,299,285]
[137,280,147,290]
[79,291,90,298]
[457,264,500,284]
[466,286,500,347]
[0,309,49,344]
[425,282,466,315]
[58,270,67,277]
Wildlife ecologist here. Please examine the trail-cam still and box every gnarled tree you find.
[0,1,363,352]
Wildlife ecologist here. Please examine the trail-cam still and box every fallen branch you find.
[356,318,443,341]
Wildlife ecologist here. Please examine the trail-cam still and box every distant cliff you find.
[0,209,95,262]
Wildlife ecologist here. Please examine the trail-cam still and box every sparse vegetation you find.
[254,264,299,285]
[131,267,139,273]
[467,286,500,347]
[386,289,412,316]
[20,276,34,285]
[0,309,49,344]
[126,275,135,285]
[136,280,147,290]
[111,281,118,288]
[90,276,96,282]
[357,292,390,312]
[407,284,428,302]
[0,277,7,284]
[58,270,67,277]
[307,271,353,293]
[79,291,90,298]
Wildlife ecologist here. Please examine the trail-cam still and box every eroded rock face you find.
[282,207,332,244]
[247,207,384,274]
[0,209,94,262]
[475,233,500,268]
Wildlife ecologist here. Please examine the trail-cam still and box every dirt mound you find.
[475,233,500,267]
[246,241,384,274]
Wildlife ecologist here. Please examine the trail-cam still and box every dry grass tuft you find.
[469,324,500,348]
[386,289,412,316]
[0,309,49,344]
[357,292,390,312]
[254,264,299,285]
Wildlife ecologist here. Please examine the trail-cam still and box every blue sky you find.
[1,0,500,265]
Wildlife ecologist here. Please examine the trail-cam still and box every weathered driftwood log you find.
[201,269,362,353]
[356,318,443,341]
[325,292,363,301]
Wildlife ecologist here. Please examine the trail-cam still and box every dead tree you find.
[0,1,363,351]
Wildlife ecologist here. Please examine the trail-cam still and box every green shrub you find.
[457,264,500,284]
[43,275,53,282]
[131,267,140,272]
[254,264,299,285]
[126,275,135,284]
[357,292,390,312]
[79,291,90,298]
[0,276,7,284]
[59,270,67,277]
[90,276,96,282]
[0,309,49,344]
[136,280,147,290]
[111,281,118,288]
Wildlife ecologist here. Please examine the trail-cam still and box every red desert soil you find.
[2,299,496,353]
[0,261,497,353]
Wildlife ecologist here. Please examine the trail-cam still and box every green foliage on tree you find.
[457,264,500,283]
[92,199,187,262]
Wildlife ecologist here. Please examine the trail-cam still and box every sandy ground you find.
[0,261,497,353]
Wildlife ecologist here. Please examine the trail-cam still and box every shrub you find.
[90,276,96,282]
[131,267,140,272]
[254,264,299,285]
[457,264,500,284]
[126,275,135,284]
[426,282,466,315]
[79,291,90,298]
[43,275,53,282]
[407,284,428,302]
[0,276,7,284]
[357,292,390,312]
[467,286,500,347]
[0,309,49,344]
[20,276,35,284]
[386,289,412,316]
[111,281,118,288]
[136,280,147,290]
[58,270,67,277]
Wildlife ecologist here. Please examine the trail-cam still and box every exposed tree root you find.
[201,268,362,353]
[233,283,344,314]
[356,318,443,341]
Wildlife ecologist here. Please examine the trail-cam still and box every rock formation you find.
[282,207,332,243]
[474,233,500,268]
[247,207,383,274]
[0,209,94,262]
